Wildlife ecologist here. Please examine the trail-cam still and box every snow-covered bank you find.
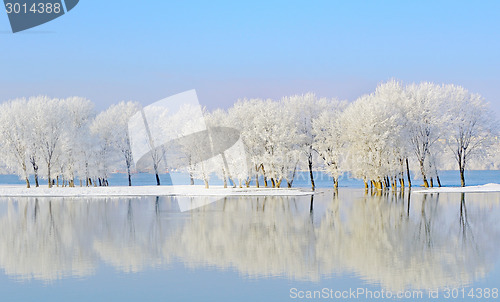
[414,183,500,194]
[0,185,313,198]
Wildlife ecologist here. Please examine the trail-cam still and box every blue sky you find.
[1,0,499,116]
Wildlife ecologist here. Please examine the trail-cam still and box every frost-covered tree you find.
[284,93,329,190]
[444,85,496,186]
[342,81,409,190]
[29,96,67,188]
[90,109,121,186]
[77,128,99,186]
[374,80,412,189]
[26,103,41,187]
[171,105,215,188]
[228,99,268,187]
[0,99,32,187]
[404,82,447,188]
[342,94,384,188]
[214,108,253,187]
[251,99,301,188]
[93,101,140,186]
[139,104,174,186]
[312,100,347,189]
[206,109,239,187]
[61,97,95,187]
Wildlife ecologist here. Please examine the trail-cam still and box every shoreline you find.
[0,185,314,198]
[0,183,499,197]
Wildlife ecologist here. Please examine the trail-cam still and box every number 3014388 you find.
[442,288,499,299]
[5,2,62,14]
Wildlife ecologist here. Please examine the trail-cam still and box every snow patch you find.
[0,185,313,197]
[414,183,500,194]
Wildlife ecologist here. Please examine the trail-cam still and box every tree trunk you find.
[308,155,315,191]
[155,173,160,186]
[189,172,194,185]
[288,163,298,188]
[25,178,30,188]
[458,156,466,187]
[419,159,429,188]
[204,179,209,188]
[262,165,268,187]
[433,165,442,187]
[31,162,39,187]
[255,173,260,188]
[85,162,89,186]
[127,166,132,186]
[422,175,429,188]
[406,158,412,188]
[48,164,52,188]
[276,178,282,188]
[221,153,235,187]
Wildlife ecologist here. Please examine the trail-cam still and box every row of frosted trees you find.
[206,80,496,189]
[0,97,139,188]
[0,80,496,189]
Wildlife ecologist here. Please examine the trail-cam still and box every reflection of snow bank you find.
[0,185,312,197]
[415,183,500,193]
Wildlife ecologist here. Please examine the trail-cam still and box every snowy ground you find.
[414,183,500,194]
[0,185,313,197]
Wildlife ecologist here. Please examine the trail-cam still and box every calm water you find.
[0,190,500,301]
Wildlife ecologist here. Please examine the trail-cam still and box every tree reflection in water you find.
[0,191,499,291]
